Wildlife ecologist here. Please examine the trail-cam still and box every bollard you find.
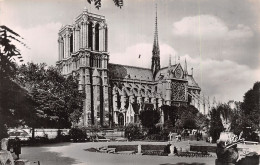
[136,144,142,155]
[168,144,175,156]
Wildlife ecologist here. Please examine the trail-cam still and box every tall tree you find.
[241,82,260,130]
[209,105,227,142]
[161,105,178,127]
[0,25,25,78]
[17,63,85,128]
[139,104,160,129]
[0,26,35,139]
[209,109,223,143]
[87,0,123,9]
[162,105,206,130]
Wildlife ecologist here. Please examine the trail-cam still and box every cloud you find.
[14,22,62,66]
[172,15,253,39]
[110,44,259,103]
[227,24,254,39]
[110,42,177,68]
[110,43,259,103]
[170,14,258,69]
[182,54,259,102]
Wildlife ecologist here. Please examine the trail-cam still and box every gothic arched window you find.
[95,23,100,51]
[70,34,73,53]
[105,27,108,51]
[90,56,93,67]
[88,22,93,50]
[61,38,64,59]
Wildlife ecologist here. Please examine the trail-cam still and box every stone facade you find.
[57,8,109,127]
[57,9,204,127]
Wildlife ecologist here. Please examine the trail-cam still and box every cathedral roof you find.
[187,75,200,89]
[154,64,177,81]
[108,63,153,81]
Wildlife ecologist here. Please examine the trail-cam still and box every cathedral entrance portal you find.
[118,113,124,126]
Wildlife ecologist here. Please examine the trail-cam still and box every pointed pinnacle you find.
[153,4,159,54]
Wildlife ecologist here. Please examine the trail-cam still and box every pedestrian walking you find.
[13,137,21,159]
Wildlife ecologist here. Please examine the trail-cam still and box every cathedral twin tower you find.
[57,8,109,126]
[57,8,201,127]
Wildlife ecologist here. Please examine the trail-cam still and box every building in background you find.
[56,8,209,127]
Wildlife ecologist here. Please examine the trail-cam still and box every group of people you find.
[7,137,21,159]
[168,132,182,142]
[168,129,206,142]
[195,131,203,141]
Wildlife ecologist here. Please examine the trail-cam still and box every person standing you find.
[13,137,21,159]
[7,138,14,152]
[209,136,212,143]
[168,132,173,141]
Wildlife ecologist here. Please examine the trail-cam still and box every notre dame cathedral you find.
[56,8,205,128]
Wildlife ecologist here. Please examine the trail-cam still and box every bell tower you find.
[151,4,160,79]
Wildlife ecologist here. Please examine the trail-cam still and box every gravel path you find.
[20,141,219,165]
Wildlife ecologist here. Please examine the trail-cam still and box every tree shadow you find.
[22,151,78,165]
[160,163,206,165]
[21,143,78,165]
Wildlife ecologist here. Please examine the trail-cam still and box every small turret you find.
[184,58,188,76]
[168,54,171,69]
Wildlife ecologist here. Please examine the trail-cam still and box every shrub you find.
[148,126,161,135]
[56,130,70,142]
[69,127,87,142]
[160,129,170,141]
[243,127,259,142]
[28,136,49,145]
[163,120,174,131]
[139,108,160,129]
[145,134,162,141]
[125,123,143,141]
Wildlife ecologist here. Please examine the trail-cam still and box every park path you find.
[21,141,217,165]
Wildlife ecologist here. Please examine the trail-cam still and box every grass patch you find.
[141,145,166,151]
[190,145,216,153]
[142,150,168,156]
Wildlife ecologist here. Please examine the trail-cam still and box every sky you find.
[1,0,260,103]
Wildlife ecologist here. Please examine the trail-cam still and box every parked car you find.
[8,130,30,142]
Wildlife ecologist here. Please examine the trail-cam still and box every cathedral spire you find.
[153,4,159,53]
[151,4,160,79]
